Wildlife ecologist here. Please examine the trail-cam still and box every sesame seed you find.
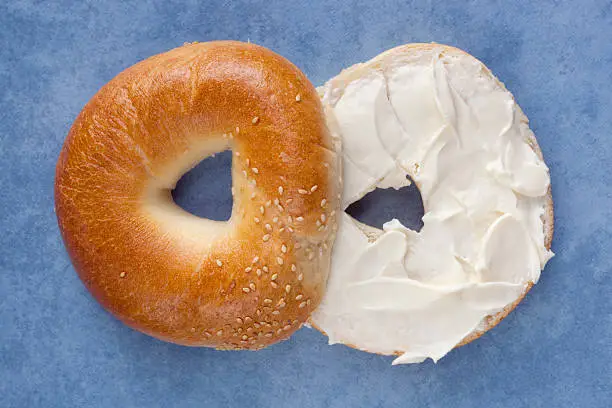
[265,200,271,207]
[272,217,279,223]
[284,324,291,331]
[271,273,278,281]
[295,294,303,300]
[242,335,248,340]
[249,283,256,291]
[295,94,301,102]
[256,269,262,276]
[254,217,260,223]
[262,234,270,242]
[272,311,280,315]
[264,299,272,304]
[277,257,284,265]
[291,264,296,272]
[260,206,265,214]
[298,273,303,281]
[243,287,250,293]
[251,192,256,199]
[299,301,307,308]
[321,199,327,207]
[311,185,318,192]
[190,327,196,332]
[296,216,304,222]
[285,285,291,293]
[278,186,284,195]
[252,256,259,263]
[316,220,321,227]
[321,214,326,222]
[330,210,336,217]
[279,227,285,232]
[252,167,259,174]
[216,260,223,267]
[281,245,287,253]
[298,189,308,195]
[265,224,272,231]
[263,266,269,272]
[278,204,284,212]
[119,272,126,278]
[245,267,252,273]
[271,281,278,288]
[252,116,259,124]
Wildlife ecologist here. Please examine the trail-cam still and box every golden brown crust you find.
[313,43,554,357]
[55,41,341,349]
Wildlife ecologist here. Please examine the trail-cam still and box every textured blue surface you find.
[1,1,611,407]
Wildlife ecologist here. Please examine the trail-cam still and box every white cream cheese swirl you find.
[312,45,554,365]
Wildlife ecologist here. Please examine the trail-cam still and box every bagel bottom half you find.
[312,43,554,364]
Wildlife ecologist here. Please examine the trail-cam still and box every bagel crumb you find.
[245,267,252,273]
[251,167,259,174]
[216,260,223,267]
[252,116,259,124]
[252,256,259,263]
[119,272,126,278]
[278,186,283,195]
[295,94,301,102]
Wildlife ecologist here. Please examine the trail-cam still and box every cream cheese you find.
[312,46,553,364]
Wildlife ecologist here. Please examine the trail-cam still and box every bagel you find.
[312,44,554,364]
[55,41,341,349]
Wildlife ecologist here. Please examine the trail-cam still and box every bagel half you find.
[55,41,341,349]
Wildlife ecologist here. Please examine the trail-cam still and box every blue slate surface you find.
[1,1,611,406]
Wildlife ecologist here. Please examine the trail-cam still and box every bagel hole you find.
[171,150,233,221]
[345,176,424,231]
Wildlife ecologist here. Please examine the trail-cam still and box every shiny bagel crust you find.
[55,41,341,349]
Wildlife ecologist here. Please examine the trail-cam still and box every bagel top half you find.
[55,41,341,349]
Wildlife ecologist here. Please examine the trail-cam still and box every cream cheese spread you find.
[312,46,553,364]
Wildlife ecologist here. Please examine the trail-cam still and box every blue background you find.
[1,1,611,407]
